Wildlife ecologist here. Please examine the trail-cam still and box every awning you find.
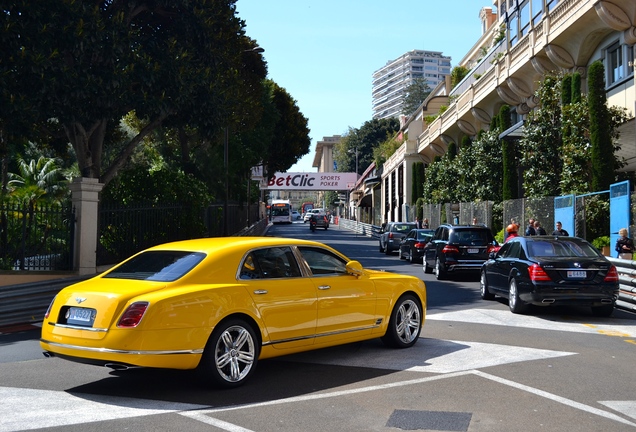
[499,120,524,140]
[358,194,372,207]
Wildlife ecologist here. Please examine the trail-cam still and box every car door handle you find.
[253,290,268,295]
[318,285,331,290]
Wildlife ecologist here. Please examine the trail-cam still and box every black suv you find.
[379,222,417,255]
[423,224,497,280]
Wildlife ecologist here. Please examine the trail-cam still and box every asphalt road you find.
[1,221,635,432]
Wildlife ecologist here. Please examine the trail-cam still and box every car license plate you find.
[467,248,479,254]
[67,307,95,326]
[567,270,586,279]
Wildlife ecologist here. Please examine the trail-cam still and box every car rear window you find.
[393,224,416,233]
[527,240,600,258]
[449,229,493,245]
[104,251,205,282]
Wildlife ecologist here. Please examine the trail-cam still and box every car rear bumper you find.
[520,283,619,306]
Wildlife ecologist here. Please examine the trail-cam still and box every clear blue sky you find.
[236,1,486,172]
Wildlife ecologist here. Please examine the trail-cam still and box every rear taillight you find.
[117,302,149,328]
[604,266,619,282]
[44,296,56,319]
[528,264,551,281]
[414,242,426,248]
[388,233,394,239]
[442,245,460,254]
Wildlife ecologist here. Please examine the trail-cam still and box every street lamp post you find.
[223,45,264,236]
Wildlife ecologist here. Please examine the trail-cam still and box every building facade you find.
[372,50,452,120]
[379,0,636,223]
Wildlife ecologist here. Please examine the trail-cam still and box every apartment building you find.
[380,0,636,223]
[372,50,452,120]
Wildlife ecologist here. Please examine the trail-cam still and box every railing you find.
[0,215,270,328]
[607,257,636,312]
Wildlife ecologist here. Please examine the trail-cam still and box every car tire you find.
[381,294,422,348]
[409,251,415,264]
[379,242,385,253]
[385,244,392,255]
[434,257,447,280]
[423,258,433,274]
[199,318,259,388]
[398,248,404,260]
[508,278,527,314]
[480,271,495,300]
[591,303,614,317]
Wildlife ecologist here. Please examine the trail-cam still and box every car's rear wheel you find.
[480,271,495,300]
[409,250,416,264]
[591,303,614,317]
[398,248,404,260]
[434,257,447,280]
[381,294,422,348]
[199,318,259,388]
[423,258,433,274]
[508,278,527,314]
[379,242,385,253]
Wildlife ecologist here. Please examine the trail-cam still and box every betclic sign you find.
[264,172,358,191]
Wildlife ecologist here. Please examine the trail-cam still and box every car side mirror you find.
[346,260,364,278]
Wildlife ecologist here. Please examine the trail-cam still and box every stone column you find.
[69,177,104,275]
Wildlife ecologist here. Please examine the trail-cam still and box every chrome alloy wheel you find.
[214,325,256,383]
[394,298,421,344]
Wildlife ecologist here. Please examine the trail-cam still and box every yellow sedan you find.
[41,237,426,387]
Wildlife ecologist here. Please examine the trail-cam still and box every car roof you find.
[146,237,332,255]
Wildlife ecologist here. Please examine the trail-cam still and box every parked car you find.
[41,237,426,388]
[398,229,435,263]
[480,236,619,315]
[379,222,418,255]
[423,224,497,280]
[291,210,301,220]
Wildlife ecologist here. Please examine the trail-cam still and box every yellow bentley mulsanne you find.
[41,237,426,387]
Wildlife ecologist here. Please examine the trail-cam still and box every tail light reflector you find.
[388,233,394,239]
[442,245,460,254]
[604,266,619,282]
[44,296,56,319]
[414,242,426,248]
[117,302,149,328]
[528,264,551,281]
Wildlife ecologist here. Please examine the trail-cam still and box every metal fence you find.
[97,201,261,266]
[0,200,75,271]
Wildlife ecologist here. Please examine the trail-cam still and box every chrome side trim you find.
[40,339,203,356]
[262,324,380,346]
[48,322,108,333]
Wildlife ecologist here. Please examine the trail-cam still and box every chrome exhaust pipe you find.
[542,299,555,304]
[42,351,55,358]
[601,299,613,304]
[105,363,131,371]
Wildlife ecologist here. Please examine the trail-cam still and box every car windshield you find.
[527,240,600,258]
[104,251,206,282]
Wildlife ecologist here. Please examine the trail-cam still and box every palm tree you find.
[7,156,67,205]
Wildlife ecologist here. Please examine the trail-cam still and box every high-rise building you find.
[372,50,451,120]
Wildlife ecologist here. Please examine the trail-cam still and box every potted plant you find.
[592,236,611,256]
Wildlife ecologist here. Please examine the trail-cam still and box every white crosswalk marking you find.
[427,308,636,337]
[0,387,208,432]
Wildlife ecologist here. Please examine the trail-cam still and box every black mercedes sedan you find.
[480,236,619,316]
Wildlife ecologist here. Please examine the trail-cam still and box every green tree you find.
[451,66,469,88]
[401,78,432,117]
[335,118,400,174]
[588,61,614,191]
[1,1,269,187]
[519,75,562,197]
[7,156,67,205]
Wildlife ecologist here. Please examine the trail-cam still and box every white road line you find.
[181,370,636,429]
[0,387,208,432]
[474,371,636,428]
[427,308,636,337]
[180,411,257,432]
